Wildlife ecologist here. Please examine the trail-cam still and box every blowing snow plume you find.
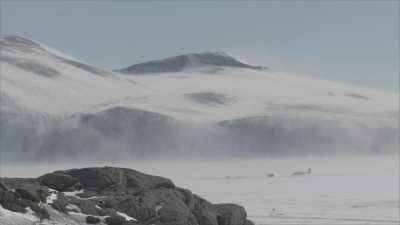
[0,36,398,162]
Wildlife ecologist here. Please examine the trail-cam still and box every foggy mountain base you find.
[0,36,398,163]
[1,107,397,162]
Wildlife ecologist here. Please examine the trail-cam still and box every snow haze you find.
[0,35,398,162]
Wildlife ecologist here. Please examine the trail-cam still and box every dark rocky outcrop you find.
[105,215,126,225]
[86,215,101,224]
[0,178,51,220]
[39,171,80,191]
[0,167,254,225]
[214,204,247,225]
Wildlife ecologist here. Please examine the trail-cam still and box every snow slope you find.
[0,35,398,160]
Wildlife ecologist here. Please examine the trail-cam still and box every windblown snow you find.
[0,35,398,161]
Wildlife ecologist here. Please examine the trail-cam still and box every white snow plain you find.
[1,155,398,225]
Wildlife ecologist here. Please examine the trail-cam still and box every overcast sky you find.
[1,1,399,91]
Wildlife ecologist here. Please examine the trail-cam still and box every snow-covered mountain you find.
[1,35,398,161]
[117,52,267,74]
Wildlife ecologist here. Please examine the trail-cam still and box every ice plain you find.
[1,155,398,225]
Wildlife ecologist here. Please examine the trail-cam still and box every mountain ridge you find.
[116,51,267,75]
[0,35,398,160]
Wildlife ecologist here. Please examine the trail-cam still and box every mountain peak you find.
[2,35,40,46]
[1,35,44,53]
[117,51,267,75]
[1,35,111,77]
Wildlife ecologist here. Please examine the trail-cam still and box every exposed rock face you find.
[105,215,126,225]
[0,167,254,225]
[117,52,266,74]
[39,171,80,191]
[214,204,246,225]
[0,178,51,219]
[86,215,101,224]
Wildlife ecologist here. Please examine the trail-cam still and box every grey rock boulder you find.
[192,195,218,225]
[214,204,247,225]
[105,215,126,225]
[0,167,255,225]
[38,171,80,191]
[86,215,101,224]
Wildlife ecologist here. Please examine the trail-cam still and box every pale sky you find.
[1,1,399,91]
